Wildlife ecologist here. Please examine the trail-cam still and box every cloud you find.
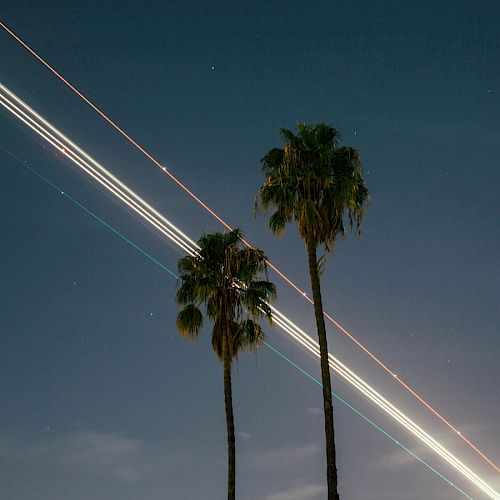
[253,443,320,470]
[52,430,142,468]
[375,422,486,472]
[304,407,322,417]
[0,429,183,484]
[265,482,325,500]
[114,466,141,482]
[376,447,418,471]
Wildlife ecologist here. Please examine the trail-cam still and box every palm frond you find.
[175,278,195,306]
[235,319,265,351]
[176,304,203,338]
[211,320,224,359]
[269,209,289,236]
[174,229,275,362]
[257,122,369,253]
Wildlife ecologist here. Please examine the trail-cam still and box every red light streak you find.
[2,20,497,473]
[1,85,498,498]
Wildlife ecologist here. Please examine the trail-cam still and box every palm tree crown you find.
[257,123,369,500]
[175,229,276,500]
[175,229,276,355]
[258,122,369,251]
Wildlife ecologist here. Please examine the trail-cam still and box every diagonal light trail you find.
[2,149,475,500]
[1,82,498,499]
[0,84,198,258]
[1,20,496,473]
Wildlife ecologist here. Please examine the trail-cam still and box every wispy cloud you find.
[251,443,320,470]
[0,429,185,483]
[376,422,490,473]
[265,482,325,500]
[304,407,322,417]
[376,446,419,471]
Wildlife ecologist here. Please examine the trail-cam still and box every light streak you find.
[1,21,496,473]
[0,83,199,258]
[0,84,498,499]
[3,150,474,500]
[270,310,499,499]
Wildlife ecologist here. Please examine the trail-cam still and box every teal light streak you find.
[3,149,177,280]
[263,342,473,500]
[4,150,472,500]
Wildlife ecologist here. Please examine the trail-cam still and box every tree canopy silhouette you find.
[175,229,276,500]
[257,123,369,500]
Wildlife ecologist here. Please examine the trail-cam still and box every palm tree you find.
[256,123,369,500]
[175,229,276,500]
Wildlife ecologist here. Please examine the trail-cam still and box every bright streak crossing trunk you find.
[0,82,498,500]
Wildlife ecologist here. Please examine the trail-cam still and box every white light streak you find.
[1,21,496,473]
[1,82,498,499]
[0,83,198,257]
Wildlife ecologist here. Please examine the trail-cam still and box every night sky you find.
[1,2,499,499]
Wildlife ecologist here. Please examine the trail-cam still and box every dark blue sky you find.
[1,2,498,499]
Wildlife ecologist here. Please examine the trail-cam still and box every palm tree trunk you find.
[223,328,236,500]
[306,236,340,500]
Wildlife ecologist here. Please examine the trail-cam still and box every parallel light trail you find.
[2,149,474,500]
[1,82,498,499]
[1,21,496,474]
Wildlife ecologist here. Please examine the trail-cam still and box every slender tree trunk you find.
[223,329,236,500]
[306,236,340,500]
